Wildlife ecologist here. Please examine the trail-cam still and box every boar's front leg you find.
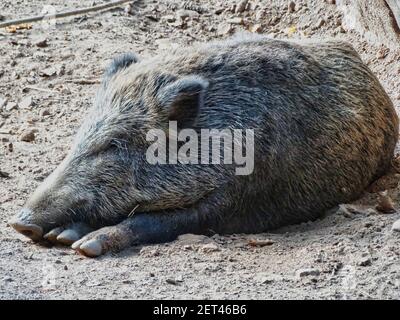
[71,202,225,257]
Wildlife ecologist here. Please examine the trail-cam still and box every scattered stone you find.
[200,242,220,253]
[0,97,7,109]
[227,17,244,25]
[358,257,372,267]
[214,7,224,15]
[235,0,249,13]
[124,2,135,15]
[145,14,159,22]
[295,268,320,278]
[0,14,5,21]
[39,67,57,77]
[35,38,48,48]
[39,109,51,117]
[364,208,378,216]
[288,1,296,13]
[162,15,176,23]
[217,23,233,36]
[0,170,10,178]
[5,102,17,112]
[392,219,400,232]
[166,278,181,285]
[249,24,262,33]
[316,18,326,28]
[176,9,199,20]
[177,233,209,244]
[259,274,284,284]
[375,191,396,213]
[18,96,33,109]
[19,129,36,142]
[376,46,390,59]
[326,0,336,4]
[335,25,345,33]
[139,246,161,257]
[248,238,274,247]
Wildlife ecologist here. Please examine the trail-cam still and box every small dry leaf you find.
[286,25,297,36]
[248,239,274,247]
[6,23,32,33]
[375,191,396,214]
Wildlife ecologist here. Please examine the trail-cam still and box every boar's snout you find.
[9,208,43,241]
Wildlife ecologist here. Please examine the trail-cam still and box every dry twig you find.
[0,0,134,29]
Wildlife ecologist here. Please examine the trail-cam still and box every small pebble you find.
[20,130,36,142]
[200,243,220,253]
[162,15,176,23]
[124,3,135,15]
[0,97,7,109]
[40,109,51,117]
[35,38,48,48]
[358,257,372,267]
[227,17,244,25]
[18,96,33,109]
[5,102,17,112]
[288,1,296,13]
[217,23,233,36]
[249,24,262,33]
[316,18,326,28]
[392,219,400,232]
[376,47,390,59]
[166,278,181,285]
[0,170,10,178]
[235,0,249,13]
[295,268,320,278]
[176,9,199,20]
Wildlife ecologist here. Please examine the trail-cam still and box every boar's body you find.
[125,35,397,231]
[11,34,398,256]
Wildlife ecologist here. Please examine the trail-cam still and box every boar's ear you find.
[103,52,139,81]
[157,75,209,128]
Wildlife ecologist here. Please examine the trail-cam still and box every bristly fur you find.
[19,34,398,237]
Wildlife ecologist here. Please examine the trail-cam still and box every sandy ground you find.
[0,0,400,300]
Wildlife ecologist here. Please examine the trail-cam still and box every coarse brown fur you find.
[10,34,399,256]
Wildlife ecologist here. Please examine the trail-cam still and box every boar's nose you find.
[9,209,43,241]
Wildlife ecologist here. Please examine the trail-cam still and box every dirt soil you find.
[1,0,400,300]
